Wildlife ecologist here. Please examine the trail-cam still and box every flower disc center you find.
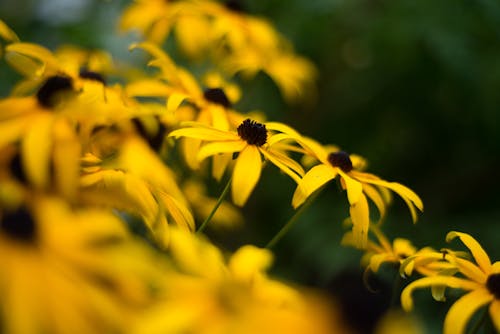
[237,119,267,146]
[204,88,231,108]
[486,273,500,299]
[327,151,353,172]
[1,207,37,243]
[36,75,74,108]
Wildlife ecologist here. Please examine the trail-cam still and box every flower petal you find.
[169,125,239,141]
[292,164,337,209]
[167,92,189,113]
[401,276,482,311]
[232,146,262,206]
[350,192,370,249]
[260,148,304,183]
[444,289,493,334]
[446,231,492,275]
[197,140,246,161]
[21,114,53,189]
[339,170,363,205]
[489,300,500,332]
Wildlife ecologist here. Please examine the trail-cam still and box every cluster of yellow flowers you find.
[0,1,498,333]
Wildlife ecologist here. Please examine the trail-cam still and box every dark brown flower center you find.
[486,273,500,299]
[225,0,245,12]
[327,151,353,172]
[36,75,74,108]
[1,206,37,243]
[203,88,231,108]
[79,69,106,85]
[237,119,267,146]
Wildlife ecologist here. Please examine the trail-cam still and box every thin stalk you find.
[197,177,232,234]
[265,189,322,249]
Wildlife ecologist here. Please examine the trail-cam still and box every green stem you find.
[390,271,403,308]
[196,177,232,234]
[265,189,321,249]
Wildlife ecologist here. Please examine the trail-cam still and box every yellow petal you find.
[260,148,304,183]
[292,164,337,209]
[21,113,53,189]
[489,301,500,332]
[211,153,232,182]
[232,145,262,206]
[444,289,493,334]
[159,192,195,232]
[0,19,19,42]
[446,231,492,275]
[197,140,246,161]
[363,183,388,222]
[6,42,59,76]
[229,245,273,283]
[369,254,395,272]
[167,92,189,113]
[52,119,81,199]
[350,192,370,249]
[339,170,363,204]
[401,276,482,311]
[169,126,238,141]
[126,79,169,97]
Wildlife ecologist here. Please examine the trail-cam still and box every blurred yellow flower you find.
[132,228,341,334]
[0,191,163,334]
[401,231,500,334]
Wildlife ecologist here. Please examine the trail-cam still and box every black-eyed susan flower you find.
[292,137,423,249]
[169,119,304,206]
[0,184,164,334]
[401,231,500,334]
[342,224,456,278]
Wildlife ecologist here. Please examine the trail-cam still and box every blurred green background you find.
[1,0,499,332]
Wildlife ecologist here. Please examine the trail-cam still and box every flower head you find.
[401,231,500,334]
[292,137,423,249]
[169,119,304,206]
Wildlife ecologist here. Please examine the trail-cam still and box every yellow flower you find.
[131,228,341,334]
[0,190,163,333]
[292,137,423,248]
[80,138,195,247]
[401,231,500,334]
[169,119,305,206]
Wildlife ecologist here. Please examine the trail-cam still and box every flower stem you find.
[196,177,232,234]
[390,271,403,308]
[265,189,321,249]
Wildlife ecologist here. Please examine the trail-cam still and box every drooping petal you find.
[363,183,387,222]
[443,289,493,334]
[446,231,492,275]
[401,276,482,311]
[5,42,59,76]
[211,153,232,182]
[489,300,500,332]
[369,254,396,273]
[232,146,262,206]
[357,177,423,222]
[291,164,337,209]
[0,19,19,42]
[197,140,246,161]
[158,192,195,232]
[21,113,53,189]
[339,170,363,205]
[349,192,370,249]
[167,92,190,113]
[452,257,488,284]
[260,148,304,183]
